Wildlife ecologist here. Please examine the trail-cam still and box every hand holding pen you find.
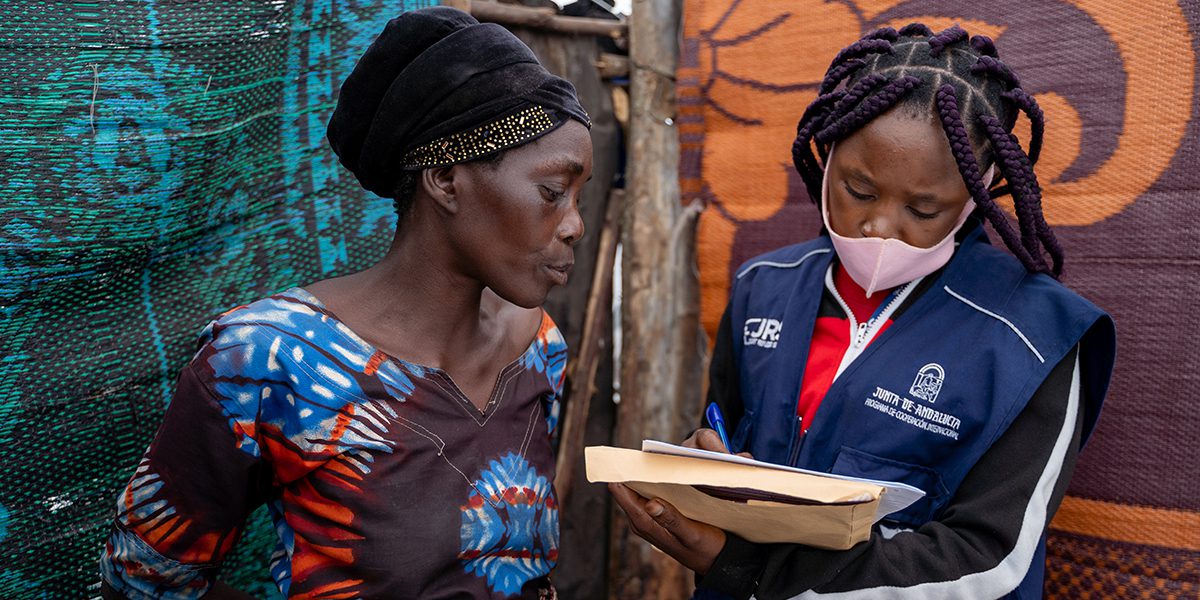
[705,402,733,452]
[679,402,753,458]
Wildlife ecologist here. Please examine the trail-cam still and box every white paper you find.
[641,440,926,522]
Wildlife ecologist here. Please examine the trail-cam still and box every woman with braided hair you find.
[610,24,1115,599]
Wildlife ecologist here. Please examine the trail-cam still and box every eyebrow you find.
[846,167,945,205]
[845,167,874,186]
[543,158,586,176]
[909,193,941,205]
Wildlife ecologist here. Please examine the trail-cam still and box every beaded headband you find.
[401,105,589,169]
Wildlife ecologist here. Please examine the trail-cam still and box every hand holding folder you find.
[587,441,925,550]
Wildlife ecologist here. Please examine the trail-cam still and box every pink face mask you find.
[821,145,993,297]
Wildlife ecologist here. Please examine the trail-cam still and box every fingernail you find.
[646,501,664,517]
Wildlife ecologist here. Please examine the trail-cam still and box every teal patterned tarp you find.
[0,1,436,596]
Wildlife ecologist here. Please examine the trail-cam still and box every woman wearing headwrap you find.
[99,7,592,599]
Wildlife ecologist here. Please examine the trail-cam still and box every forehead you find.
[504,120,593,171]
[832,109,963,189]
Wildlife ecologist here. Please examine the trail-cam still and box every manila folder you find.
[586,445,880,550]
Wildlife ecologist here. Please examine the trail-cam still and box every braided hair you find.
[792,24,1062,276]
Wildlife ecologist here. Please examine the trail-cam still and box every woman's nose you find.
[559,202,585,246]
[859,212,895,239]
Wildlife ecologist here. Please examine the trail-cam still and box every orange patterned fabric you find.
[678,1,1200,597]
[1047,531,1198,599]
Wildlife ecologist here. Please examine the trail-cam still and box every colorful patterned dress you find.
[99,289,566,599]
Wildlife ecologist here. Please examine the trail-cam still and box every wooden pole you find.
[447,0,629,38]
[555,189,622,508]
[609,0,703,596]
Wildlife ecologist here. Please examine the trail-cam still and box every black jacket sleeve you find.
[699,346,1084,600]
[704,305,744,433]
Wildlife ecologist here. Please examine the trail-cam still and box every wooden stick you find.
[596,52,630,79]
[554,188,623,508]
[610,0,699,595]
[459,0,628,38]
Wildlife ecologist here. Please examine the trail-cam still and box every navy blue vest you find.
[727,226,1115,598]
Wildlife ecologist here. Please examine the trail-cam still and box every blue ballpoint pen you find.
[705,402,733,453]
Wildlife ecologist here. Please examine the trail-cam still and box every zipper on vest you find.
[825,266,923,380]
[855,290,908,348]
[853,321,870,347]
[787,415,805,466]
[826,272,861,348]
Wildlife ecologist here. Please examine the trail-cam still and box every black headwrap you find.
[327,7,591,198]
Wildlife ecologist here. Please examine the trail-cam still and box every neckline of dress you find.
[281,287,545,419]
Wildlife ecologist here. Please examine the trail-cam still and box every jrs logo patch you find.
[743,317,781,349]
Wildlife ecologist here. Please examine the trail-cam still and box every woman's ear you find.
[421,166,459,214]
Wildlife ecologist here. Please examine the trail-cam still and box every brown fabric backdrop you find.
[677,1,1199,597]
